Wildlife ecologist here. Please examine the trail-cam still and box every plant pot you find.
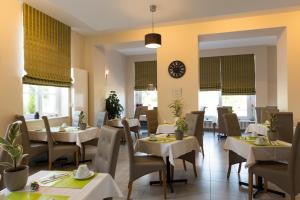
[175,130,184,140]
[267,131,279,142]
[79,123,87,130]
[4,165,28,191]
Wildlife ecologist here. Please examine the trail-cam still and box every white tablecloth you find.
[224,136,291,167]
[29,127,100,148]
[245,123,269,136]
[1,171,123,200]
[108,118,140,128]
[135,134,200,165]
[156,124,176,134]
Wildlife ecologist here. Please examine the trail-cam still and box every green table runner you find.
[6,192,69,200]
[52,173,97,189]
[233,136,289,147]
[148,134,189,144]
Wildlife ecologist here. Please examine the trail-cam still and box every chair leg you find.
[162,170,167,199]
[183,160,187,171]
[248,172,253,200]
[238,163,242,173]
[82,145,86,161]
[127,181,133,200]
[193,163,198,178]
[48,161,52,170]
[264,179,268,193]
[201,146,204,157]
[74,151,79,167]
[227,164,232,179]
[159,171,162,185]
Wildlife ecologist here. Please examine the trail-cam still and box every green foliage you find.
[78,111,87,125]
[0,122,28,170]
[168,99,183,117]
[27,87,36,114]
[269,113,278,132]
[175,117,188,133]
[105,91,124,120]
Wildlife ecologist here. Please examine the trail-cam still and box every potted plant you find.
[265,113,279,142]
[105,91,124,120]
[175,117,188,140]
[168,99,183,122]
[78,111,87,130]
[0,121,28,191]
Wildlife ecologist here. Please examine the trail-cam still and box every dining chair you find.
[217,106,232,139]
[146,109,158,136]
[42,116,80,170]
[121,120,167,200]
[223,113,246,178]
[134,106,148,119]
[178,113,201,177]
[191,111,205,157]
[93,126,122,178]
[259,106,279,123]
[274,112,293,143]
[15,115,48,165]
[248,122,300,200]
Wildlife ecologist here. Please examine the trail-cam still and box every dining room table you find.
[224,135,291,198]
[156,123,176,134]
[108,118,141,141]
[135,133,200,193]
[1,170,123,200]
[29,126,100,148]
[245,123,269,136]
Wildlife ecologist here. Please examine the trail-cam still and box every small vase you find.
[267,130,279,142]
[175,130,184,140]
[79,123,87,130]
[4,165,29,191]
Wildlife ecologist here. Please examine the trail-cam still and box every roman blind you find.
[135,61,157,90]
[23,4,71,87]
[200,57,221,90]
[221,54,256,95]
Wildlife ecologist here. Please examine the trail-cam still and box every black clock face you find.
[168,60,186,78]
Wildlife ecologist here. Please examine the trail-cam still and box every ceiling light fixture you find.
[145,5,161,48]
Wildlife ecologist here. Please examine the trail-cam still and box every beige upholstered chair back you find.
[94,126,122,178]
[96,111,108,128]
[289,123,300,194]
[146,109,158,135]
[223,113,241,137]
[275,112,293,143]
[122,120,135,165]
[185,114,199,136]
[15,115,30,155]
[190,111,205,145]
[42,116,54,148]
[134,106,148,119]
[217,106,232,134]
[255,107,263,123]
[259,106,279,123]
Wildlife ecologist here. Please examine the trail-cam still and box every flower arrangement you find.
[0,121,28,171]
[264,113,277,132]
[168,99,183,117]
[175,117,188,133]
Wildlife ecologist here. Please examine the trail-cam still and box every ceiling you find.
[27,0,300,34]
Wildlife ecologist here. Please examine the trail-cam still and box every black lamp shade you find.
[145,33,161,48]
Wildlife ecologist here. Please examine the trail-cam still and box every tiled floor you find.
[31,132,299,199]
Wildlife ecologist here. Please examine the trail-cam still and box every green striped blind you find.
[200,57,221,90]
[221,54,256,95]
[134,61,157,90]
[23,4,71,87]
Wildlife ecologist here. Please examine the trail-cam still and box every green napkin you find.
[245,140,288,147]
[52,173,97,189]
[6,192,69,200]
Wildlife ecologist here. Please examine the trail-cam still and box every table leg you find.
[150,156,187,193]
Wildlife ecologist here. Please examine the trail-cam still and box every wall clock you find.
[168,60,186,78]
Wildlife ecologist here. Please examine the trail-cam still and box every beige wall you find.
[125,54,157,117]
[85,9,300,124]
[200,45,277,107]
[0,0,86,135]
[0,0,23,136]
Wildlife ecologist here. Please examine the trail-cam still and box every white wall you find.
[71,31,85,69]
[200,45,277,107]
[125,54,157,117]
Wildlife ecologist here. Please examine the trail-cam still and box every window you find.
[199,91,255,120]
[23,84,69,119]
[134,90,157,109]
